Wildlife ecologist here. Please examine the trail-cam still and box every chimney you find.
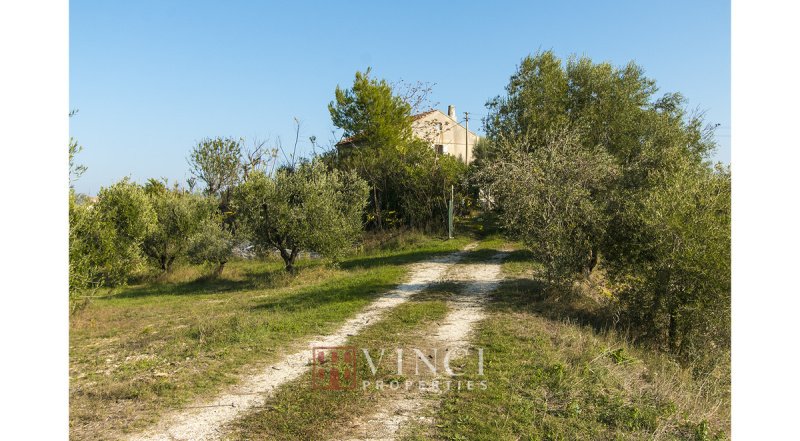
[447,105,456,120]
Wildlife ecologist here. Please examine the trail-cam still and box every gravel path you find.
[338,251,509,441]
[128,245,475,441]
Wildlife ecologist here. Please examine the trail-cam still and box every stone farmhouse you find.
[336,105,480,163]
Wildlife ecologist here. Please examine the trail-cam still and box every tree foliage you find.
[398,142,468,230]
[69,138,87,187]
[188,137,244,197]
[69,191,101,312]
[479,51,729,363]
[142,179,216,271]
[329,68,414,150]
[478,128,618,284]
[607,162,730,361]
[71,178,157,290]
[328,69,468,231]
[234,160,369,271]
[480,51,714,175]
[187,214,235,277]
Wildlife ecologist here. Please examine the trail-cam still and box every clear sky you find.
[70,0,730,195]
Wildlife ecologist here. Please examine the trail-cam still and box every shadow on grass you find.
[250,277,405,313]
[254,246,528,315]
[456,211,503,238]
[340,248,455,271]
[109,220,511,301]
[488,257,615,335]
[453,247,533,265]
[503,248,537,263]
[113,278,256,299]
[341,213,503,271]
[112,244,457,300]
[110,263,298,299]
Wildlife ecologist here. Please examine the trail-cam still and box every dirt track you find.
[129,244,477,441]
[336,251,508,441]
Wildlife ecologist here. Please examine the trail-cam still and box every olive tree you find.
[478,129,618,284]
[480,51,729,363]
[72,178,156,288]
[234,160,369,271]
[187,215,235,277]
[69,138,87,187]
[479,51,720,285]
[606,161,730,362]
[188,137,273,194]
[141,179,215,271]
[188,137,243,197]
[69,191,102,312]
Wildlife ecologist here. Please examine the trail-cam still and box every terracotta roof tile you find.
[336,134,361,146]
[410,109,437,121]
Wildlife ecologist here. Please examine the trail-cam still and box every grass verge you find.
[405,253,731,441]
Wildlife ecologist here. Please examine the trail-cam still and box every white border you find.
[0,0,68,439]
[733,0,800,437]
[2,0,799,438]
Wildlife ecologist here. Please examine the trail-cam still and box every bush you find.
[606,162,730,362]
[70,178,156,290]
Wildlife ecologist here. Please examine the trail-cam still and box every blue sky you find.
[70,0,730,195]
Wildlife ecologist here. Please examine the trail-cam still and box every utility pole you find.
[448,185,454,239]
[464,112,469,164]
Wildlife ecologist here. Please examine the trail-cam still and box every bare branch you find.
[392,79,438,114]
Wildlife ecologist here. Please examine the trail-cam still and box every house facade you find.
[336,105,480,164]
[411,105,479,163]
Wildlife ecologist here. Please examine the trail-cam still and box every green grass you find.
[224,241,526,441]
[70,220,730,440]
[403,258,730,441]
[225,294,454,440]
[69,233,470,440]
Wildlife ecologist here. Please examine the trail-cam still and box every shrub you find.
[606,162,730,362]
[70,178,156,289]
